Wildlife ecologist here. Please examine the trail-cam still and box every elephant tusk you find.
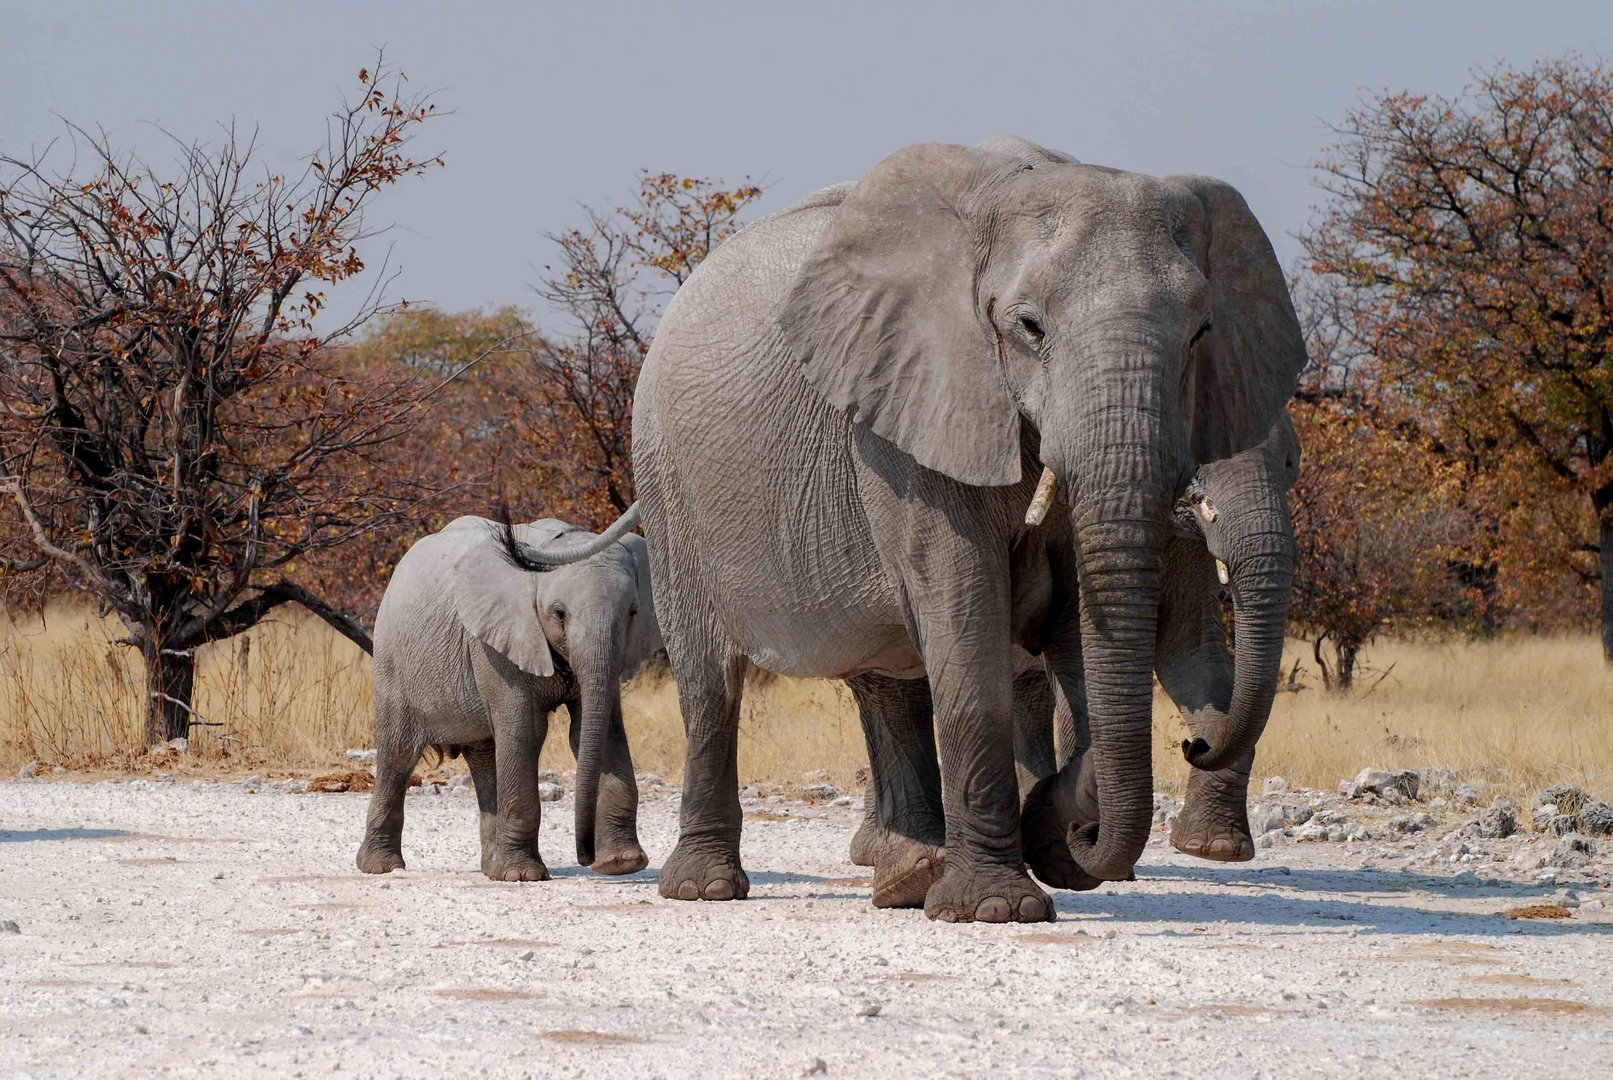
[1024,467,1058,526]
[1215,559,1230,585]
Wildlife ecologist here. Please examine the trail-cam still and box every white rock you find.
[1249,803,1287,836]
[1555,889,1581,909]
[537,782,565,803]
[345,748,378,764]
[800,783,841,802]
[0,920,19,934]
[166,737,189,753]
[17,761,40,779]
[1263,776,1289,796]
[831,795,856,808]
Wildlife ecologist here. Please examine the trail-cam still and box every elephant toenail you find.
[975,897,1011,922]
[677,881,700,900]
[1019,896,1048,921]
[704,879,736,901]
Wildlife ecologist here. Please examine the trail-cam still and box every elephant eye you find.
[1018,314,1045,343]
[550,604,566,624]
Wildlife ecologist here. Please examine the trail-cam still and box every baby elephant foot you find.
[658,842,749,901]
[871,836,945,909]
[1170,802,1255,863]
[486,850,551,882]
[356,839,405,875]
[591,840,650,876]
[923,863,1054,924]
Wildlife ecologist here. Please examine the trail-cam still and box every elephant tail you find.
[492,503,642,571]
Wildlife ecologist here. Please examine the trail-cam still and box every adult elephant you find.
[535,139,1305,922]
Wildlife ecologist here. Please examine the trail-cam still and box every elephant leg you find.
[659,644,749,902]
[913,616,1051,923]
[1157,537,1254,863]
[849,784,880,868]
[470,644,550,882]
[463,740,499,877]
[567,699,648,875]
[1021,644,1103,892]
[1011,664,1060,799]
[356,689,418,874]
[846,673,945,909]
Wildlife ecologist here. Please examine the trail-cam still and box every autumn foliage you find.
[1303,55,1613,663]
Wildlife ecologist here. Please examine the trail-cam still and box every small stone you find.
[0,920,19,934]
[1256,830,1280,849]
[857,1000,882,1018]
[1326,825,1348,842]
[831,795,856,808]
[1576,802,1613,837]
[1419,767,1459,799]
[165,736,189,753]
[1492,795,1517,813]
[800,783,841,802]
[1262,776,1289,796]
[636,772,667,788]
[800,769,833,784]
[803,1058,828,1075]
[1548,834,1595,869]
[212,871,224,881]
[1532,805,1558,832]
[1540,786,1588,815]
[1555,889,1582,909]
[1546,814,1580,837]
[1476,806,1516,840]
[17,761,40,779]
[1250,803,1287,836]
[519,950,535,961]
[537,782,565,803]
[345,748,378,764]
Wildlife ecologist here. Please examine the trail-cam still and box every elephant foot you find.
[486,850,551,882]
[356,840,405,875]
[1020,768,1102,892]
[1170,801,1255,862]
[871,836,945,909]
[591,841,650,876]
[849,814,882,868]
[658,842,749,901]
[923,863,1053,924]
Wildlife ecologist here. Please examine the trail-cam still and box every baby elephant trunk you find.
[571,640,623,869]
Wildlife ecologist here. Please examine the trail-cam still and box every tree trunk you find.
[1335,642,1358,693]
[142,636,197,747]
[1600,511,1613,665]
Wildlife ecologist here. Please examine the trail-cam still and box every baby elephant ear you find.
[1168,175,1308,463]
[451,540,554,678]
[781,142,1025,487]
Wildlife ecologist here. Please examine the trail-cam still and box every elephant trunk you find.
[1184,493,1297,773]
[571,635,622,869]
[1065,515,1166,881]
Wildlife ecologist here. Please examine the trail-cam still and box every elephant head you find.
[779,142,1305,881]
[455,519,659,869]
[1175,412,1301,771]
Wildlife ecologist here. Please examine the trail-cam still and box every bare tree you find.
[0,61,447,745]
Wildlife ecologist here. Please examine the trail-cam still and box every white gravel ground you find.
[3,776,1612,1079]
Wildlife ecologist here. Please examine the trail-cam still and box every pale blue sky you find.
[5,1,1609,322]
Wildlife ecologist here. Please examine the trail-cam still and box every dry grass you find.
[3,604,1610,799]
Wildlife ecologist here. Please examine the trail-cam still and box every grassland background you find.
[3,604,1611,800]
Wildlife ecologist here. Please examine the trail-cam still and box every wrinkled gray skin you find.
[356,516,660,881]
[558,137,1304,923]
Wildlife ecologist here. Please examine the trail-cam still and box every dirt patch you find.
[74,960,178,970]
[291,901,369,911]
[573,900,656,912]
[435,988,545,1003]
[438,938,557,949]
[1377,941,1504,966]
[1471,974,1575,988]
[117,856,181,866]
[26,978,103,989]
[744,810,795,822]
[1412,996,1595,1015]
[542,1030,647,1046]
[817,877,872,887]
[1502,904,1574,920]
[302,770,374,794]
[1017,932,1096,945]
[239,927,302,938]
[870,972,957,983]
[101,832,246,844]
[261,873,369,883]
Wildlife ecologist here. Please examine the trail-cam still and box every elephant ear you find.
[781,143,1026,487]
[617,533,662,676]
[450,533,554,678]
[1169,175,1308,463]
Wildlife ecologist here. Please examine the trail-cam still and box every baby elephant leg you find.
[357,694,419,874]
[462,741,499,876]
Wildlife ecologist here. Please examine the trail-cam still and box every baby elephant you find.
[357,516,661,881]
